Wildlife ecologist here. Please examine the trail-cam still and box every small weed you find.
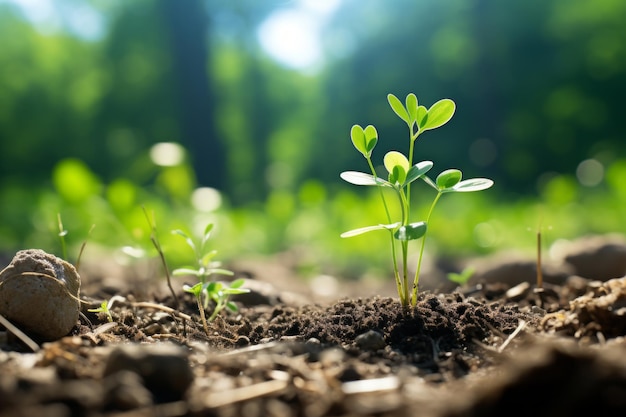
[447,266,476,286]
[173,224,249,334]
[88,299,114,322]
[341,92,493,307]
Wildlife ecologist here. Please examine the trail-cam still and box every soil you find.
[2,234,626,417]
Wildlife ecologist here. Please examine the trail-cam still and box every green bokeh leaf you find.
[394,221,427,241]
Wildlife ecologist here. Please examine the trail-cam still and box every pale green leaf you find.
[387,93,410,124]
[422,99,456,131]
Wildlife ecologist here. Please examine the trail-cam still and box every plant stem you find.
[196,294,210,336]
[411,191,442,306]
[367,158,404,305]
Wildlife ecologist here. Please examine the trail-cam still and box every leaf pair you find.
[387,93,456,133]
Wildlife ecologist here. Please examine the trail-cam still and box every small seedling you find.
[173,224,249,334]
[88,299,114,322]
[341,93,493,308]
[447,266,476,286]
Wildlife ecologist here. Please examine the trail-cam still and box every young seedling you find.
[173,224,249,335]
[447,266,476,286]
[88,299,114,323]
[341,93,493,308]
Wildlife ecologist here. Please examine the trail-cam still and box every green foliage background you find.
[1,0,625,278]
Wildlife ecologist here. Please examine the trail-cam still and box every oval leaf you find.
[416,105,428,130]
[405,161,433,185]
[447,178,494,193]
[340,171,392,187]
[350,124,368,156]
[387,93,410,124]
[422,99,456,131]
[341,222,401,238]
[394,222,427,241]
[436,169,462,189]
[363,125,378,154]
[405,93,418,125]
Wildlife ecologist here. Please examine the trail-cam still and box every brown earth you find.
[2,234,626,417]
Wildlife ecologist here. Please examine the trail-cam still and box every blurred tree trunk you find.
[160,0,224,189]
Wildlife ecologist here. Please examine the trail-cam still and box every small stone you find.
[355,330,386,351]
[0,249,80,341]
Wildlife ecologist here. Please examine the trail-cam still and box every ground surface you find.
[2,234,626,417]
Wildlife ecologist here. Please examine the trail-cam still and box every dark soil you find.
[2,235,626,417]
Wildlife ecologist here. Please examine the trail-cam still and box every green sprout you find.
[88,299,114,323]
[341,93,493,308]
[173,224,249,334]
[447,266,476,286]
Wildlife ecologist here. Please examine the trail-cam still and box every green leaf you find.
[422,99,456,131]
[341,222,401,238]
[363,125,378,154]
[444,178,494,193]
[223,287,250,295]
[230,278,246,288]
[416,106,428,130]
[436,169,462,189]
[404,161,434,185]
[422,175,438,190]
[201,223,214,246]
[340,171,392,187]
[183,283,203,295]
[387,93,410,124]
[384,151,410,184]
[172,229,196,252]
[210,268,235,276]
[350,125,367,156]
[173,267,201,276]
[200,250,218,266]
[394,222,427,241]
[226,301,239,312]
[405,93,418,125]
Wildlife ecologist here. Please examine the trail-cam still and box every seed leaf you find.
[436,169,462,189]
[406,93,418,125]
[363,125,378,154]
[387,93,410,124]
[341,222,401,238]
[394,222,427,241]
[421,99,456,131]
[350,125,368,157]
[445,178,494,193]
[340,171,392,187]
[404,161,434,185]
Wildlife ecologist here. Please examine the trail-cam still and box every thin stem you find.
[367,158,404,305]
[196,294,210,336]
[411,191,442,306]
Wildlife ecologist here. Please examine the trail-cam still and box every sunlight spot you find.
[473,222,499,248]
[191,187,222,212]
[576,158,604,187]
[150,142,185,167]
[257,0,341,71]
